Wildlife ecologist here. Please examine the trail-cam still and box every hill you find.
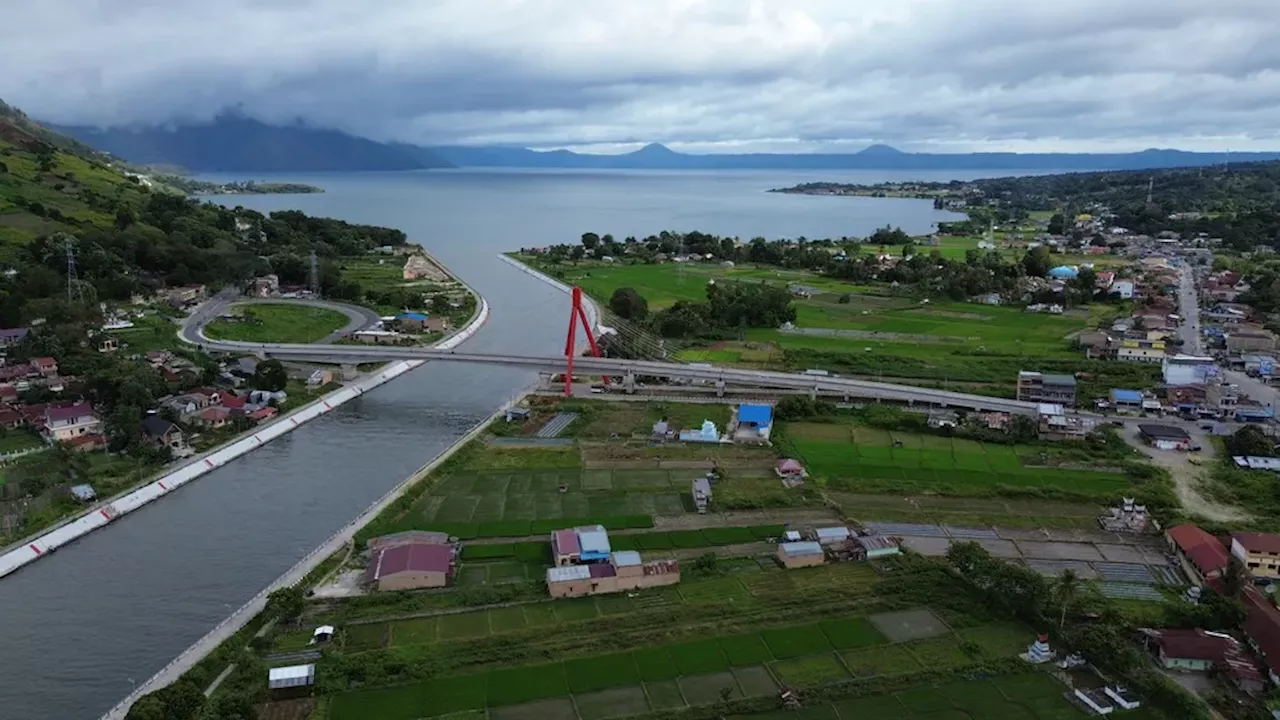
[0,99,410,324]
[57,115,454,172]
[427,142,1280,172]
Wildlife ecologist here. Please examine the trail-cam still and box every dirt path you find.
[1120,426,1246,523]
[463,508,842,545]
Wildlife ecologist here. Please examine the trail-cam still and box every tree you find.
[265,586,305,621]
[1022,246,1052,278]
[254,359,288,392]
[580,232,600,251]
[608,287,648,320]
[1073,266,1098,303]
[1047,213,1067,234]
[1227,425,1275,457]
[1220,556,1248,599]
[1053,569,1081,629]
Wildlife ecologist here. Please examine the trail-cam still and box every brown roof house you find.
[364,541,455,591]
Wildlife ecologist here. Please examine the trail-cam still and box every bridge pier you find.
[624,372,636,394]
[715,380,726,398]
[810,385,818,401]
[340,364,359,381]
[538,373,553,391]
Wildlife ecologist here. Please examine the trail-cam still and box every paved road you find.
[1176,265,1203,355]
[181,293,381,347]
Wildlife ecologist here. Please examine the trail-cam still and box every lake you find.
[0,167,990,719]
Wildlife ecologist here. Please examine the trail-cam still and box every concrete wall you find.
[778,550,825,569]
[0,293,490,581]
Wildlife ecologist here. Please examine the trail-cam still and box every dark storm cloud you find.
[3,0,1279,152]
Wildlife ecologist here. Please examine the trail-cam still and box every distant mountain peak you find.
[631,142,678,156]
[857,143,905,156]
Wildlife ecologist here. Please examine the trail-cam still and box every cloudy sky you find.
[5,0,1280,153]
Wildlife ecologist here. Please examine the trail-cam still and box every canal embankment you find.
[0,291,489,581]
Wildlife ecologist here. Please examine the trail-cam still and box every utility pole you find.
[65,236,84,304]
[308,249,320,296]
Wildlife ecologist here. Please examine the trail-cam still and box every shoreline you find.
[0,282,489,581]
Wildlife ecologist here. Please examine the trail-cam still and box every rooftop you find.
[1167,524,1230,575]
[612,550,642,567]
[1110,389,1143,403]
[368,542,453,580]
[738,403,773,426]
[1139,424,1191,441]
[780,541,824,557]
[1233,531,1280,555]
[547,565,591,583]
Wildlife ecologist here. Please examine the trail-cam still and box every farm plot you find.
[786,422,1130,498]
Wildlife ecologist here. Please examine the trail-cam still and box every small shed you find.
[777,541,825,569]
[312,625,334,644]
[815,527,852,545]
[783,530,802,542]
[856,535,901,559]
[69,484,97,502]
[505,407,531,423]
[268,664,315,696]
[692,477,712,513]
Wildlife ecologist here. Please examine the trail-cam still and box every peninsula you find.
[150,175,325,195]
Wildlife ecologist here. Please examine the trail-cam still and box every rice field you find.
[785,422,1131,498]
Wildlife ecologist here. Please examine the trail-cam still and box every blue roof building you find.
[1110,389,1143,405]
[735,404,774,443]
[396,312,428,322]
[1049,266,1079,279]
[576,525,611,561]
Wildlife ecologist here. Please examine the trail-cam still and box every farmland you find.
[781,421,1137,501]
[512,254,1154,395]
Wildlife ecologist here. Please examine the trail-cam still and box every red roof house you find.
[31,357,57,376]
[364,542,454,591]
[248,407,278,423]
[1166,524,1230,584]
[219,392,247,410]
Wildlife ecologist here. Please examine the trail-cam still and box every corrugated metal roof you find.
[815,527,851,541]
[553,529,580,555]
[577,528,611,554]
[547,565,591,583]
[783,530,802,541]
[738,404,773,425]
[1111,389,1142,403]
[780,541,823,557]
[268,664,315,689]
[613,550,642,567]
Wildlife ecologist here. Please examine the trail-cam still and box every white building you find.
[1163,355,1217,386]
[1111,280,1135,299]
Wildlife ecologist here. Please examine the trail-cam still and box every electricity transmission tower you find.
[65,236,84,304]
[309,249,320,296]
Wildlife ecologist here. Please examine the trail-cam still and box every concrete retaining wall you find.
[498,253,601,333]
[0,293,489,581]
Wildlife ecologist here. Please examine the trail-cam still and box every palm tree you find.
[1054,569,1081,630]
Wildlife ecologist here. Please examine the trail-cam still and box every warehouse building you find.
[777,541,825,569]
[364,540,455,591]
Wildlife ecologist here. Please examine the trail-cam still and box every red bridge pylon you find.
[564,286,606,396]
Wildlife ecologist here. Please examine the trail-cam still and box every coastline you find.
[0,280,489,580]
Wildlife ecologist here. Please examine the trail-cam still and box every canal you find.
[0,168,964,719]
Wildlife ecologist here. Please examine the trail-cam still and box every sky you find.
[4,0,1280,153]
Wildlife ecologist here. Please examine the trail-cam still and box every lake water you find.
[0,167,995,719]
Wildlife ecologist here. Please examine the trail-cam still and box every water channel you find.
[0,168,975,719]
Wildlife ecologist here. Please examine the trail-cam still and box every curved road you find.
[181,293,381,346]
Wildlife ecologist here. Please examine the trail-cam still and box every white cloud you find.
[3,0,1279,152]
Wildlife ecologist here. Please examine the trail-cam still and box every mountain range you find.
[53,115,1280,173]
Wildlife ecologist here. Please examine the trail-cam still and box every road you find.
[180,293,381,347]
[1176,264,1203,355]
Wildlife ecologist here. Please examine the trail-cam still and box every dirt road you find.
[1121,426,1245,523]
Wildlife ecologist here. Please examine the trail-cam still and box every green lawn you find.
[203,302,349,343]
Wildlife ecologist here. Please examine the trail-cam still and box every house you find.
[424,316,451,333]
[43,403,103,443]
[1163,355,1217,386]
[1227,330,1277,354]
[196,407,230,429]
[777,541,825,569]
[31,357,57,377]
[97,337,119,353]
[249,274,279,297]
[66,433,108,452]
[307,369,335,389]
[692,477,712,513]
[1117,346,1165,363]
[141,414,185,452]
[551,529,581,567]
[248,407,278,424]
[1015,371,1077,406]
[364,541,455,591]
[0,327,29,347]
[0,407,22,429]
[144,350,173,368]
[1111,280,1135,299]
[394,312,429,332]
[545,553,680,598]
[1138,628,1261,691]
[1038,411,1094,442]
[1231,532,1280,580]
[163,284,207,306]
[1076,330,1116,359]
[1242,587,1280,686]
[1140,424,1191,451]
[352,329,411,345]
[734,404,773,442]
[816,527,853,545]
[856,535,901,559]
[1109,389,1144,413]
[1166,524,1229,585]
[0,384,16,403]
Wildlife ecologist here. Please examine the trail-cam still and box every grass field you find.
[784,421,1131,499]
[203,302,348,343]
[327,608,1041,720]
